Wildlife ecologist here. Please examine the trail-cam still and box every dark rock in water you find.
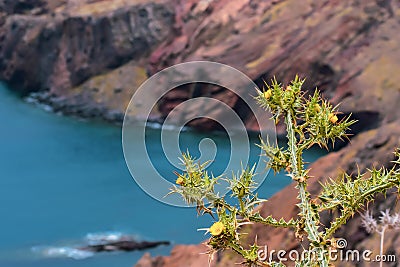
[32,233,170,259]
[80,240,170,252]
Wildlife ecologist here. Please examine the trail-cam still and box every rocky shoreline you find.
[2,1,400,133]
[1,1,398,132]
[2,0,400,266]
[0,0,174,123]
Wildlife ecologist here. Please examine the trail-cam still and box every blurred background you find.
[0,0,399,266]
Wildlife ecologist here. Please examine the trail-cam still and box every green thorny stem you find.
[169,76,400,267]
[286,111,328,267]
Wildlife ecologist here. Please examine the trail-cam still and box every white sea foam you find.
[32,246,94,260]
[85,231,125,245]
[145,121,189,132]
[24,93,54,113]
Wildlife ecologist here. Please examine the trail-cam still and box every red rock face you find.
[1,0,400,133]
[148,0,400,133]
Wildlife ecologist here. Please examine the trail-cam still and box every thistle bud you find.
[328,113,338,124]
[263,89,272,99]
[176,176,185,185]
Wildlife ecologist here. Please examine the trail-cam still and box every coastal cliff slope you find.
[1,0,400,129]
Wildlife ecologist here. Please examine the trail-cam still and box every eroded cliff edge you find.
[0,0,175,120]
[1,0,400,130]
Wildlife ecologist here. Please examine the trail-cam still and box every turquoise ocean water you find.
[0,83,326,267]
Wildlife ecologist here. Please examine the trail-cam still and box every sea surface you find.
[0,83,326,267]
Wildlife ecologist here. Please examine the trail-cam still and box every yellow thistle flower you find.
[314,103,321,112]
[176,176,184,185]
[263,89,272,99]
[328,113,338,124]
[209,221,225,236]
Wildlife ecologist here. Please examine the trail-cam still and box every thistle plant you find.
[169,76,400,266]
[361,209,400,267]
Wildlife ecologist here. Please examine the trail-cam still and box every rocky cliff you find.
[147,0,400,133]
[1,0,400,266]
[2,0,399,131]
[0,0,174,120]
